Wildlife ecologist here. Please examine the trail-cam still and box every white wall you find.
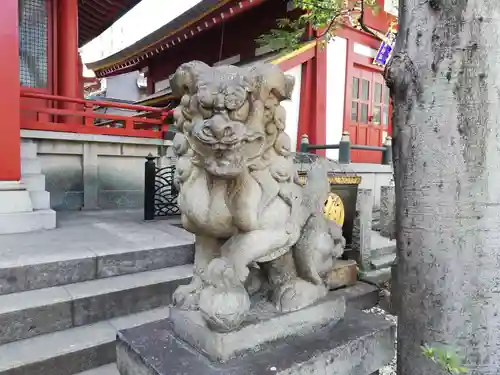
[353,43,377,58]
[106,71,142,101]
[326,37,348,160]
[282,64,302,152]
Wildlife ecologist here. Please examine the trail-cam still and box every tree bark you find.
[385,0,500,374]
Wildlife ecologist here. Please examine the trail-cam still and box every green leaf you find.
[421,344,468,374]
[257,0,375,53]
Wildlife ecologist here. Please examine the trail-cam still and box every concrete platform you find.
[0,210,193,295]
[116,309,395,375]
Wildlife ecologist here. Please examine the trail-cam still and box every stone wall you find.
[20,130,392,212]
[347,163,393,209]
[21,130,172,211]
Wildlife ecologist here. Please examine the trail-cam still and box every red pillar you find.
[309,39,327,156]
[0,0,21,181]
[297,60,313,151]
[58,0,80,122]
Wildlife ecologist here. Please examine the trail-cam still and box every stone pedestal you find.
[379,186,395,239]
[170,294,346,362]
[352,189,373,270]
[117,308,395,375]
[0,181,56,234]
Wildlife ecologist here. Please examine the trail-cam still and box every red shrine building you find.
[0,0,396,234]
[87,0,398,163]
[1,0,170,234]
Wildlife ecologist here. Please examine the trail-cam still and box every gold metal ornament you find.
[324,193,345,226]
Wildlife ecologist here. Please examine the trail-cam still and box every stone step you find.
[370,231,396,259]
[75,364,119,375]
[21,141,37,159]
[0,266,192,345]
[371,243,396,259]
[0,209,56,235]
[0,241,194,295]
[360,268,392,286]
[0,306,170,375]
[29,190,51,210]
[0,190,33,214]
[21,174,46,191]
[21,158,42,175]
[370,253,396,270]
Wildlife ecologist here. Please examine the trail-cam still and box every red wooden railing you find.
[20,92,172,138]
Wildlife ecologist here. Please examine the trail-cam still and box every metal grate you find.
[19,0,49,88]
[154,165,180,217]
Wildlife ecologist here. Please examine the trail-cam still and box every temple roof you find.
[134,41,316,107]
[86,0,268,77]
[78,0,142,47]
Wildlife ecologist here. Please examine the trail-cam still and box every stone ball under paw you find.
[199,286,251,332]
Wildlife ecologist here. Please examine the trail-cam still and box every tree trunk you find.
[385,0,500,374]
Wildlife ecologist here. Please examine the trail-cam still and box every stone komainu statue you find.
[169,61,345,332]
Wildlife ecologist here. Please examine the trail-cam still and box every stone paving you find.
[364,306,397,375]
[0,209,191,267]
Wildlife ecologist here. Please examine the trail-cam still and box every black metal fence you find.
[144,154,180,220]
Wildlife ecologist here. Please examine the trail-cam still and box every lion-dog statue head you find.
[170,61,295,182]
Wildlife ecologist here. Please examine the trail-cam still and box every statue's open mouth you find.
[211,140,243,152]
[208,144,245,178]
[190,119,249,177]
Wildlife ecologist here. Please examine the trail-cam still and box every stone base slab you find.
[116,309,395,375]
[170,293,346,362]
[0,209,56,234]
[0,189,33,214]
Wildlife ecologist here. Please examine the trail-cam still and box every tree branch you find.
[358,0,385,41]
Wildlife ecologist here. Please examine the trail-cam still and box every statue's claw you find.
[172,276,203,310]
[273,278,327,313]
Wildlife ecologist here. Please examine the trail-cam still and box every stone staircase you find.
[21,140,52,211]
[0,237,194,375]
[0,139,57,234]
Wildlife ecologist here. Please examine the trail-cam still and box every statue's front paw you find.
[173,277,203,310]
[273,279,327,313]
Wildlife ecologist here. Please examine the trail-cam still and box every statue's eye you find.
[229,101,250,122]
[225,88,246,110]
[199,104,213,119]
[202,127,214,137]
